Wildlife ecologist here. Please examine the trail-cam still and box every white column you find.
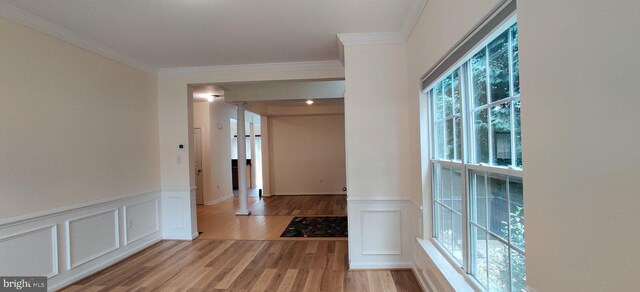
[236,103,250,215]
[249,122,257,189]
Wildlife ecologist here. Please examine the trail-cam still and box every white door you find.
[194,128,204,205]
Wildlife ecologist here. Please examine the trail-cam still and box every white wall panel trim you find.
[65,209,120,270]
[0,224,59,278]
[123,198,160,245]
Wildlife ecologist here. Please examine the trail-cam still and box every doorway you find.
[193,127,204,205]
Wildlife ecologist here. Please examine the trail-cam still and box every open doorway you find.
[230,117,263,196]
[190,80,348,242]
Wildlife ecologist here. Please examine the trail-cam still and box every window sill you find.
[416,238,481,292]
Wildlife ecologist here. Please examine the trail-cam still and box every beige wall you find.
[519,0,640,290]
[0,16,159,219]
[269,114,346,195]
[342,43,411,199]
[193,102,212,202]
[208,99,236,202]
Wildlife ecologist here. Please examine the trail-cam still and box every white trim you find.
[411,267,430,292]
[65,209,120,270]
[123,198,160,246]
[273,192,346,196]
[158,60,344,76]
[416,238,481,291]
[399,0,429,40]
[0,1,155,74]
[337,32,405,45]
[0,224,59,278]
[47,236,161,292]
[204,194,234,205]
[361,210,402,255]
[0,189,160,228]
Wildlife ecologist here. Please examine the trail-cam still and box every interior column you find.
[235,102,251,215]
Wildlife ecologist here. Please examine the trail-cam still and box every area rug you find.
[280,216,348,237]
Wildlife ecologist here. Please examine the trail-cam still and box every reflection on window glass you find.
[514,100,522,167]
[446,119,454,160]
[511,25,520,96]
[489,175,508,240]
[488,31,510,102]
[492,102,512,166]
[453,70,461,114]
[443,76,453,117]
[475,109,490,163]
[472,226,489,288]
[509,177,525,251]
[472,49,487,107]
[511,250,526,292]
[488,235,510,291]
[435,120,444,159]
[472,171,488,228]
[452,170,462,214]
[441,167,452,208]
[434,87,443,120]
[452,212,463,263]
[454,117,461,161]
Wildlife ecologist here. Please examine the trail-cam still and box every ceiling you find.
[0,0,423,71]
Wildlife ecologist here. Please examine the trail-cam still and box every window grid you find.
[428,22,524,292]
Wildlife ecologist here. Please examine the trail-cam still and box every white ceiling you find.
[0,0,424,71]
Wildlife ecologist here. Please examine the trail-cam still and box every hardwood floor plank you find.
[276,269,299,292]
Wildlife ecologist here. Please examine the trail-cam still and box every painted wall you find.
[519,0,640,290]
[343,43,411,199]
[0,16,159,220]
[207,99,236,204]
[193,102,212,202]
[269,114,346,195]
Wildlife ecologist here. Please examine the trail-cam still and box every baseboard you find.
[272,192,347,196]
[204,193,234,205]
[49,236,161,291]
[411,264,431,292]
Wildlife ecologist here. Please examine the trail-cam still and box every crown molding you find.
[158,60,344,76]
[337,32,405,46]
[400,0,429,40]
[0,1,156,74]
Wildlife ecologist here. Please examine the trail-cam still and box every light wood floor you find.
[250,195,347,216]
[62,239,422,292]
[197,195,347,241]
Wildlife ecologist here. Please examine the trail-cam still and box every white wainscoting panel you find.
[347,197,420,269]
[124,199,159,245]
[0,189,162,292]
[66,209,119,270]
[161,187,198,240]
[0,224,58,278]
[361,210,402,255]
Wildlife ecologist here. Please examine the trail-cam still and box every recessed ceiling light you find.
[306,100,314,105]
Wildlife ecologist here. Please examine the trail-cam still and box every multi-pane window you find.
[428,22,524,291]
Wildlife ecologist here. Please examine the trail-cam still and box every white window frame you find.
[423,14,524,291]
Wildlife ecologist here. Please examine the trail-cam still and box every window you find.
[427,21,524,291]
